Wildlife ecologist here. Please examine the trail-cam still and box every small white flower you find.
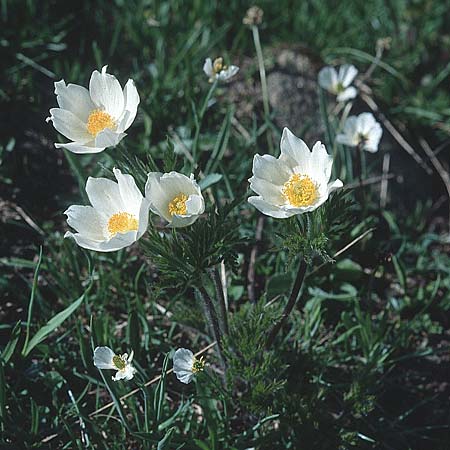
[64,168,150,252]
[203,57,239,83]
[173,348,205,384]
[336,113,383,153]
[93,346,136,381]
[248,127,343,219]
[145,171,205,228]
[318,64,358,102]
[46,66,140,154]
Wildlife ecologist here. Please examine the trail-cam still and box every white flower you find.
[64,168,150,252]
[318,64,358,102]
[145,171,205,228]
[336,113,382,153]
[203,57,239,83]
[248,128,343,219]
[46,66,140,154]
[173,348,205,384]
[93,346,136,381]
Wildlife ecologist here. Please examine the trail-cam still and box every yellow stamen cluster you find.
[107,212,138,237]
[192,356,205,373]
[112,354,127,370]
[282,174,317,207]
[213,57,227,74]
[86,109,116,136]
[168,193,188,216]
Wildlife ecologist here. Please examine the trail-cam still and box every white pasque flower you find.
[248,128,343,219]
[336,112,383,153]
[64,168,150,252]
[318,64,358,102]
[173,348,205,384]
[203,57,239,83]
[145,171,205,228]
[93,346,136,381]
[46,66,140,154]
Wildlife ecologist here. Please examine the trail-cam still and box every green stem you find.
[192,79,218,169]
[251,24,273,154]
[266,259,308,348]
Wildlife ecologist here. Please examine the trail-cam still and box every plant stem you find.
[266,259,308,348]
[192,79,218,169]
[251,24,273,154]
[196,286,224,362]
[210,267,229,335]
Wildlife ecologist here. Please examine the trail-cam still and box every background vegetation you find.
[1,0,449,449]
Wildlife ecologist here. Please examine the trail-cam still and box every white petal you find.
[338,64,358,87]
[54,80,96,122]
[318,66,338,92]
[310,141,333,181]
[248,196,294,219]
[113,168,143,216]
[175,370,194,384]
[279,127,311,172]
[112,365,135,381]
[89,66,125,119]
[94,129,126,148]
[169,214,199,228]
[93,346,115,369]
[337,87,357,102]
[218,65,239,81]
[145,172,172,221]
[203,58,213,78]
[336,133,356,147]
[65,230,137,252]
[47,108,91,143]
[251,154,290,185]
[173,348,194,372]
[64,205,107,240]
[185,194,205,216]
[137,197,151,239]
[118,79,140,132]
[364,123,382,153]
[357,113,376,134]
[248,176,285,204]
[54,141,105,154]
[327,179,344,194]
[85,176,125,216]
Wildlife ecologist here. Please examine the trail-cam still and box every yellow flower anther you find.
[112,354,127,370]
[192,356,205,373]
[282,174,317,207]
[107,212,138,237]
[87,109,116,136]
[168,193,188,216]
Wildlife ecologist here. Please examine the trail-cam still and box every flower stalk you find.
[266,259,308,348]
[209,266,229,335]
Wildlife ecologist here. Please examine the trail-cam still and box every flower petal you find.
[251,154,290,185]
[173,348,194,372]
[203,58,213,78]
[54,80,96,122]
[65,230,137,252]
[318,66,338,92]
[93,346,115,369]
[218,65,239,81]
[279,127,311,172]
[85,176,125,216]
[54,141,105,154]
[336,86,357,102]
[310,141,333,181]
[118,79,140,132]
[248,176,285,204]
[47,108,91,143]
[64,205,107,240]
[248,196,294,219]
[113,168,143,216]
[338,64,358,87]
[89,66,125,119]
[94,128,126,148]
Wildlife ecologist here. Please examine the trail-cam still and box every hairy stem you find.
[266,259,308,348]
[196,286,225,363]
[210,267,229,335]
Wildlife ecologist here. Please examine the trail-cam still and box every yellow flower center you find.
[213,57,226,74]
[168,193,188,216]
[192,356,205,374]
[86,109,116,136]
[282,174,317,207]
[112,354,126,370]
[107,212,138,237]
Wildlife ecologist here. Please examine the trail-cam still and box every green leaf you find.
[22,288,90,357]
[198,173,223,190]
[1,321,21,364]
[157,427,175,450]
